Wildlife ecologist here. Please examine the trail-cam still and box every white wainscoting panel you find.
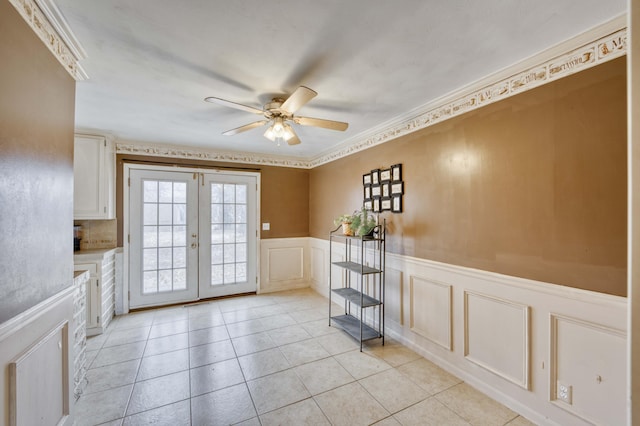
[259,238,309,293]
[307,237,627,426]
[550,314,626,426]
[385,267,403,325]
[410,276,451,350]
[0,285,75,426]
[310,246,325,288]
[9,321,70,426]
[464,291,530,389]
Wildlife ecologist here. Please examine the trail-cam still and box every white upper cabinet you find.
[73,134,115,219]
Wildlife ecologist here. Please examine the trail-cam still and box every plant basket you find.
[341,222,354,236]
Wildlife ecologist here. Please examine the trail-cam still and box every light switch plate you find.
[262,223,270,231]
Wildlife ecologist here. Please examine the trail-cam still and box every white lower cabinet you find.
[74,249,116,336]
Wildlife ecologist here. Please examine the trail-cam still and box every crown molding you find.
[308,14,627,168]
[110,15,626,170]
[9,0,87,80]
[115,141,312,169]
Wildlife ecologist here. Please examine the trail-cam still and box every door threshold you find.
[129,292,258,313]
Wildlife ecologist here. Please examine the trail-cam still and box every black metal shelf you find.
[331,261,381,275]
[329,218,385,351]
[330,314,380,341]
[331,288,381,308]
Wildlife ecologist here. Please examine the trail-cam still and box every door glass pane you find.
[210,182,248,286]
[141,179,191,295]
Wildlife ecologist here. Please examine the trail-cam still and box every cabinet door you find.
[75,263,99,330]
[73,135,115,219]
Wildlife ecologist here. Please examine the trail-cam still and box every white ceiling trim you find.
[9,0,87,80]
[115,15,626,170]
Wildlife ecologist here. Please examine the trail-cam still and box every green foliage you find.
[334,207,377,236]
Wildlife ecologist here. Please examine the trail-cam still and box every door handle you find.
[192,234,197,238]
[191,242,198,249]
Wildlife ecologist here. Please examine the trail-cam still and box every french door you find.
[128,166,258,309]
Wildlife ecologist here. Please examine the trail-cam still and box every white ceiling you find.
[55,0,626,160]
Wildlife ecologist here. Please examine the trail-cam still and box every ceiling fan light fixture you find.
[264,117,295,143]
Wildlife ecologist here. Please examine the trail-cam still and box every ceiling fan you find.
[205,86,348,146]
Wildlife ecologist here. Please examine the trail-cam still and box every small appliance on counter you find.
[73,225,82,251]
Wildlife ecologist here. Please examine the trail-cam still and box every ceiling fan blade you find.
[222,120,268,136]
[285,124,301,145]
[205,97,264,115]
[280,86,317,114]
[294,116,349,131]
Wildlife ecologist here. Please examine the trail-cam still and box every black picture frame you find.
[391,164,402,182]
[371,169,380,185]
[373,197,381,213]
[364,200,373,210]
[371,184,381,198]
[381,197,392,211]
[391,195,403,213]
[380,169,391,182]
[363,185,372,200]
[363,173,372,185]
[391,181,404,195]
[382,182,391,198]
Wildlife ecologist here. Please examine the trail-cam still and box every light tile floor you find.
[76,288,536,426]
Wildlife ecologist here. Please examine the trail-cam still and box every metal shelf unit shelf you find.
[329,221,385,351]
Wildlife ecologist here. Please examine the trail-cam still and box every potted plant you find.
[334,207,377,237]
[334,212,355,236]
[352,207,377,237]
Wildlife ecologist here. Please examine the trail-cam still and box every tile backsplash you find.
[74,219,117,250]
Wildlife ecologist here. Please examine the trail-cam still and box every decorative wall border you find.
[116,141,311,169]
[307,23,627,168]
[9,0,87,80]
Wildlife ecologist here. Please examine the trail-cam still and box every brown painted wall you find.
[310,57,627,296]
[115,155,309,245]
[0,1,76,323]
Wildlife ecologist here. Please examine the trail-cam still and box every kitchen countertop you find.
[74,247,118,261]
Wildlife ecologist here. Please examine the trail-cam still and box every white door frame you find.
[123,163,261,313]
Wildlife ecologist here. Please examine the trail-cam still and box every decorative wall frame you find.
[371,169,380,185]
[363,164,404,213]
[364,185,371,200]
[382,182,391,198]
[391,164,403,182]
[391,181,404,195]
[373,198,381,213]
[392,195,403,213]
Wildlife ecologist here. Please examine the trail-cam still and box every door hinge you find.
[128,291,130,301]
[97,315,100,323]
[96,279,99,288]
[256,277,258,284]
[104,206,107,213]
[128,234,130,244]
[128,177,130,187]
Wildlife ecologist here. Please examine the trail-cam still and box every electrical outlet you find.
[557,382,572,404]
